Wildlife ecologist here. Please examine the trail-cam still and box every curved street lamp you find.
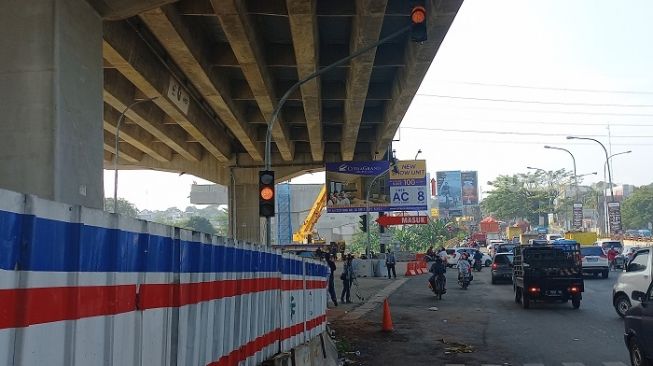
[544,145,578,201]
[567,136,614,202]
[113,97,158,213]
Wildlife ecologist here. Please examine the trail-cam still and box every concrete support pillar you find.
[229,181,264,244]
[0,0,104,208]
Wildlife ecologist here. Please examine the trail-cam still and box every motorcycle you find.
[428,274,446,300]
[458,271,471,290]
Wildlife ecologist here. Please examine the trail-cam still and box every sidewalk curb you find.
[340,278,409,321]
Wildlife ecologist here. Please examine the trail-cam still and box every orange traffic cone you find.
[382,298,394,332]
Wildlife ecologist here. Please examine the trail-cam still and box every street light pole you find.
[414,149,422,160]
[366,168,390,258]
[601,150,632,235]
[113,97,157,213]
[567,137,614,201]
[544,145,578,201]
[262,25,411,246]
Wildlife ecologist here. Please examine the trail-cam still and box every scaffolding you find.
[276,183,292,244]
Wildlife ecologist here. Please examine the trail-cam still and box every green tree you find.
[481,169,572,224]
[622,185,653,229]
[182,216,217,234]
[214,207,229,236]
[104,197,139,217]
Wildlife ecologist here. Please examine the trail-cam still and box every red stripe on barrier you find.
[0,285,136,329]
[207,314,327,366]
[1,278,327,329]
[139,277,283,309]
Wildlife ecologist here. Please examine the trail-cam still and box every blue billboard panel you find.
[326,161,390,213]
[436,171,463,217]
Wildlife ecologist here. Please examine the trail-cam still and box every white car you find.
[446,248,492,267]
[580,246,610,278]
[613,248,652,317]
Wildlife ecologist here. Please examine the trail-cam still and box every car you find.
[446,248,493,267]
[546,234,562,243]
[597,239,624,254]
[613,248,652,317]
[580,246,609,278]
[491,253,514,284]
[624,281,653,366]
[488,239,505,256]
[494,243,517,257]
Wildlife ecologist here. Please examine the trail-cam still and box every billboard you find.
[436,171,463,217]
[325,161,389,213]
[388,160,428,211]
[460,171,479,205]
[573,203,583,230]
[608,202,622,233]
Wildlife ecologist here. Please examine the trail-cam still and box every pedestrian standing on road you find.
[326,254,338,306]
[386,250,397,279]
[607,247,618,270]
[340,254,354,303]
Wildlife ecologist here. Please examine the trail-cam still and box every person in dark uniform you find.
[325,254,338,306]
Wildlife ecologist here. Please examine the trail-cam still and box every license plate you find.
[546,290,561,296]
[587,258,598,262]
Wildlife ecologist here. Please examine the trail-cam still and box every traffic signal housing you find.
[259,170,275,217]
[359,215,368,232]
[410,1,427,42]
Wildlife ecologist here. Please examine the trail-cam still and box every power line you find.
[416,93,653,108]
[403,117,653,128]
[400,126,653,138]
[432,80,653,96]
[413,101,653,117]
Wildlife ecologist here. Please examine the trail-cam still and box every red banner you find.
[376,215,429,226]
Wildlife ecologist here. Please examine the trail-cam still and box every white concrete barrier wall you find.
[0,189,328,366]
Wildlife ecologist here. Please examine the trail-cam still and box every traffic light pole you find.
[262,25,411,246]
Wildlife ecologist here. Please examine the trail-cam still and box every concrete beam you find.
[212,0,294,161]
[86,0,178,19]
[103,131,144,163]
[287,0,324,161]
[103,69,202,161]
[108,153,231,186]
[140,5,265,161]
[103,20,232,162]
[103,103,173,162]
[374,0,462,156]
[340,0,388,161]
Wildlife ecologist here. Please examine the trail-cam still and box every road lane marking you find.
[341,278,409,320]
[603,363,629,366]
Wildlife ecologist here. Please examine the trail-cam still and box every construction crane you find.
[293,186,327,244]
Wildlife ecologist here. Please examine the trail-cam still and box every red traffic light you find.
[260,186,274,200]
[411,6,426,24]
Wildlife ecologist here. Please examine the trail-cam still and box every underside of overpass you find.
[101,0,463,184]
[0,0,462,242]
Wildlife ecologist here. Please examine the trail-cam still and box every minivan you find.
[613,248,652,317]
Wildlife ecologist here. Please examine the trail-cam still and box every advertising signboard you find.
[573,203,583,230]
[388,160,428,211]
[436,171,463,217]
[608,202,622,233]
[325,161,389,213]
[461,171,479,205]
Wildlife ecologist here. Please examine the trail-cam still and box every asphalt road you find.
[332,268,631,366]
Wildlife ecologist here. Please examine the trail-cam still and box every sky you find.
[105,0,653,210]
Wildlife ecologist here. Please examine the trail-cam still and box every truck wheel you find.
[572,296,581,309]
[602,270,609,279]
[522,293,530,309]
[485,259,492,267]
[514,287,522,304]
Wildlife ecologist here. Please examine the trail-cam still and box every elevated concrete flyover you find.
[0,0,462,242]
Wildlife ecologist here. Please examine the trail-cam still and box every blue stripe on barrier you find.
[0,209,321,275]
